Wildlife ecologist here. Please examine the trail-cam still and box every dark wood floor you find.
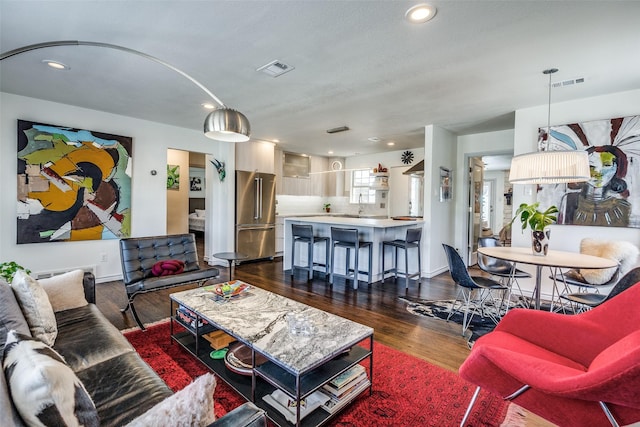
[96,257,552,426]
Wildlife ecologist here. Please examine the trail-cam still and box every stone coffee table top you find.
[171,283,373,374]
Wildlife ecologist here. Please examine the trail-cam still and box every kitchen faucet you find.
[358,194,364,215]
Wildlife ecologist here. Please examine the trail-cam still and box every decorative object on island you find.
[0,40,250,142]
[323,203,331,213]
[510,202,558,256]
[509,69,590,186]
[16,120,132,244]
[210,158,226,182]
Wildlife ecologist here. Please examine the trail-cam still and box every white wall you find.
[424,125,456,277]
[483,170,507,233]
[0,93,236,282]
[512,88,640,298]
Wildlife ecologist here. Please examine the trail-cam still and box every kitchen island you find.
[284,216,425,285]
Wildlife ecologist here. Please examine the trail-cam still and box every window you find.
[350,169,376,204]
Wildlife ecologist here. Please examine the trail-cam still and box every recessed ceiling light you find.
[328,150,334,154]
[387,142,395,146]
[405,3,437,23]
[201,102,216,109]
[42,59,69,70]
[272,139,280,143]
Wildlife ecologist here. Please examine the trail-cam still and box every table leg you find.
[535,265,543,310]
[228,260,234,281]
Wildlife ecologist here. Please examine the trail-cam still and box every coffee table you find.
[170,282,374,427]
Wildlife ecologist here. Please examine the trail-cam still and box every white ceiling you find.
[1,1,639,158]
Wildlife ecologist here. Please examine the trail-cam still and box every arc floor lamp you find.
[0,40,250,142]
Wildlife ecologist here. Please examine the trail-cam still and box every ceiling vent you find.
[551,77,586,88]
[326,126,350,134]
[256,60,294,77]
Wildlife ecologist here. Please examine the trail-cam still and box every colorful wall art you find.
[167,164,180,190]
[17,120,132,244]
[537,115,640,228]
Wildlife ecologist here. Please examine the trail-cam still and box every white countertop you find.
[284,215,424,228]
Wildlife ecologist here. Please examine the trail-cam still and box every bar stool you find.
[330,227,372,290]
[290,224,330,281]
[382,228,422,289]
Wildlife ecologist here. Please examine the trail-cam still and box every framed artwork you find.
[537,115,640,228]
[17,120,132,244]
[189,167,205,198]
[167,164,180,190]
[439,167,452,202]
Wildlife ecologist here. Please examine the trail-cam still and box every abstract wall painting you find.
[537,115,640,228]
[17,120,132,244]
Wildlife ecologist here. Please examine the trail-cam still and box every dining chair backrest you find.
[477,236,509,272]
[442,243,477,289]
[331,227,359,245]
[292,223,313,239]
[603,267,640,303]
[406,228,422,244]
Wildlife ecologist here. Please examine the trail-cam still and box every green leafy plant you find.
[0,261,31,283]
[323,203,331,212]
[511,202,558,232]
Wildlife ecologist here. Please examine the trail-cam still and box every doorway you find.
[465,153,513,265]
[166,149,209,262]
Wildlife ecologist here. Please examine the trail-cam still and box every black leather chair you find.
[330,227,372,290]
[442,244,507,335]
[477,236,531,308]
[382,228,422,289]
[290,224,330,281]
[560,266,640,311]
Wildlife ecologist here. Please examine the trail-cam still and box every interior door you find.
[467,157,484,265]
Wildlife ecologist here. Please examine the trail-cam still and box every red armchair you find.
[459,283,640,427]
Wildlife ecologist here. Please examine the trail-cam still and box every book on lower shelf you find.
[320,377,371,414]
[262,389,329,424]
[176,305,208,329]
[326,364,366,391]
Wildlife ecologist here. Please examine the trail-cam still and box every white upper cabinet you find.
[235,141,275,173]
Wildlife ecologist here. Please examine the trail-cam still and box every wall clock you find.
[401,151,414,165]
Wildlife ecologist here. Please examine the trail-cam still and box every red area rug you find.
[124,321,510,426]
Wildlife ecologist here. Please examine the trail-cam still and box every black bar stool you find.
[382,228,422,289]
[290,224,330,281]
[329,227,372,289]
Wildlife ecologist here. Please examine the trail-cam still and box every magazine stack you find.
[176,305,208,329]
[320,364,370,414]
[262,389,329,423]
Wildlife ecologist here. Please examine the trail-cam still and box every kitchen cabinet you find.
[235,141,275,174]
[277,152,330,196]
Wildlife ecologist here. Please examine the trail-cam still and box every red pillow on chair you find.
[151,259,185,277]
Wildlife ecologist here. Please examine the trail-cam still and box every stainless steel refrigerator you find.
[235,170,276,261]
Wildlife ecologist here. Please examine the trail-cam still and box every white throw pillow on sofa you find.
[39,269,88,312]
[3,330,99,427]
[125,373,216,427]
[10,270,57,346]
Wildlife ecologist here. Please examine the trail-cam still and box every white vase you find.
[531,228,550,256]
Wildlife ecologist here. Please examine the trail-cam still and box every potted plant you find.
[0,261,30,283]
[323,203,331,213]
[511,202,558,256]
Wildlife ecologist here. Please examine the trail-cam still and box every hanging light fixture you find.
[0,40,251,142]
[509,68,589,184]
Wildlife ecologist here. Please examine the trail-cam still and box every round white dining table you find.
[477,246,618,310]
